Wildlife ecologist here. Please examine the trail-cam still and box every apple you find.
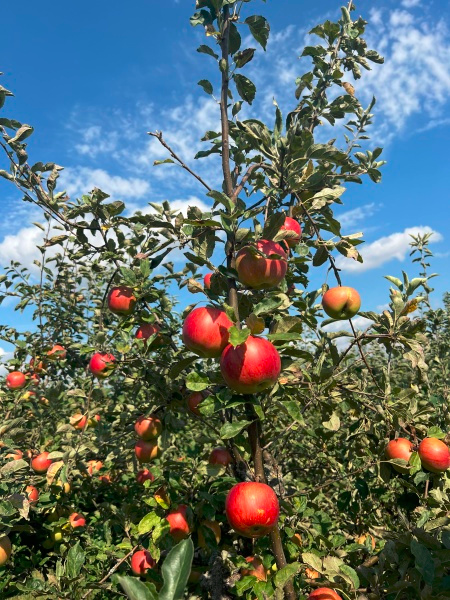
[357,533,376,550]
[182,306,233,358]
[131,549,156,576]
[47,344,67,360]
[6,371,26,390]
[99,473,111,484]
[6,449,23,461]
[280,217,302,248]
[208,447,233,467]
[236,239,287,290]
[187,392,205,416]
[26,485,39,504]
[69,512,86,528]
[322,286,361,320]
[136,469,155,484]
[308,588,342,600]
[135,323,162,346]
[418,437,450,473]
[166,504,191,542]
[89,352,116,378]
[305,568,320,579]
[241,556,267,581]
[20,390,36,401]
[204,273,213,289]
[135,440,161,463]
[291,533,302,548]
[31,451,53,473]
[385,438,413,473]
[51,528,64,543]
[108,285,137,316]
[135,414,162,440]
[87,460,103,475]
[28,373,40,386]
[52,480,71,494]
[0,535,12,566]
[29,357,45,373]
[88,414,101,427]
[225,482,279,538]
[220,336,281,395]
[198,520,221,548]
[70,413,88,430]
[154,486,170,506]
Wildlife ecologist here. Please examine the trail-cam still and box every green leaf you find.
[117,576,158,600]
[244,15,270,50]
[198,79,213,95]
[138,512,161,535]
[274,562,301,589]
[234,48,255,68]
[66,542,85,579]
[220,420,251,440]
[159,538,194,600]
[426,426,445,439]
[253,295,283,316]
[186,372,210,392]
[119,267,137,286]
[197,44,218,59]
[385,275,403,290]
[228,326,250,347]
[302,552,322,573]
[339,564,360,589]
[410,539,435,586]
[322,413,341,431]
[234,74,256,105]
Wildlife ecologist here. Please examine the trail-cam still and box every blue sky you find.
[0,0,449,350]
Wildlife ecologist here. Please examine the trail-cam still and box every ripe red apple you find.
[280,217,302,248]
[28,372,40,386]
[108,285,137,316]
[69,512,86,528]
[29,357,45,373]
[136,469,155,484]
[31,451,53,473]
[131,549,156,576]
[418,437,450,473]
[198,520,221,548]
[241,556,267,581]
[6,449,23,461]
[135,440,161,463]
[204,273,213,289]
[26,485,39,504]
[6,371,26,390]
[47,344,67,360]
[220,336,281,394]
[87,460,103,475]
[166,504,191,542]
[308,588,342,600]
[134,414,162,440]
[70,413,88,429]
[99,473,111,484]
[182,306,233,358]
[209,447,233,467]
[385,438,413,473]
[0,535,12,566]
[89,352,116,378]
[236,239,287,290]
[225,482,279,538]
[322,286,361,320]
[187,392,204,416]
[88,414,101,427]
[135,323,162,346]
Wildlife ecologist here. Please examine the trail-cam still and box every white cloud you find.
[401,0,421,7]
[336,226,443,273]
[61,167,150,200]
[74,125,119,157]
[337,203,380,230]
[0,226,48,271]
[127,195,211,216]
[321,315,374,351]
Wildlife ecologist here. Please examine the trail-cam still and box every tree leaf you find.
[234,74,256,105]
[302,552,322,573]
[220,421,251,440]
[66,542,85,579]
[228,326,250,347]
[198,80,213,95]
[186,372,209,392]
[159,538,194,600]
[117,576,158,600]
[274,562,301,589]
[244,15,270,50]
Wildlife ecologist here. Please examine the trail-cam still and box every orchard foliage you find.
[0,1,449,599]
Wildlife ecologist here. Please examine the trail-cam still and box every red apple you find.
[166,504,191,542]
[209,447,233,467]
[6,371,26,390]
[88,414,101,427]
[204,273,213,289]
[69,512,86,528]
[225,482,279,538]
[135,323,162,346]
[220,336,281,394]
[47,344,67,360]
[134,414,162,440]
[108,285,137,316]
[280,217,302,248]
[182,306,233,358]
[322,286,361,320]
[385,438,413,473]
[131,549,156,576]
[31,451,53,474]
[6,449,23,461]
[0,535,12,567]
[26,485,39,504]
[291,533,302,547]
[28,373,40,386]
[198,520,221,548]
[308,588,342,600]
[136,469,155,484]
[99,473,111,484]
[241,556,267,581]
[87,460,103,475]
[70,413,88,430]
[89,352,116,378]
[29,357,45,373]
[236,239,287,290]
[135,440,161,463]
[187,392,205,416]
[418,437,450,473]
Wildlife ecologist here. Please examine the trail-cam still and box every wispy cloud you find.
[61,167,150,200]
[336,203,380,230]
